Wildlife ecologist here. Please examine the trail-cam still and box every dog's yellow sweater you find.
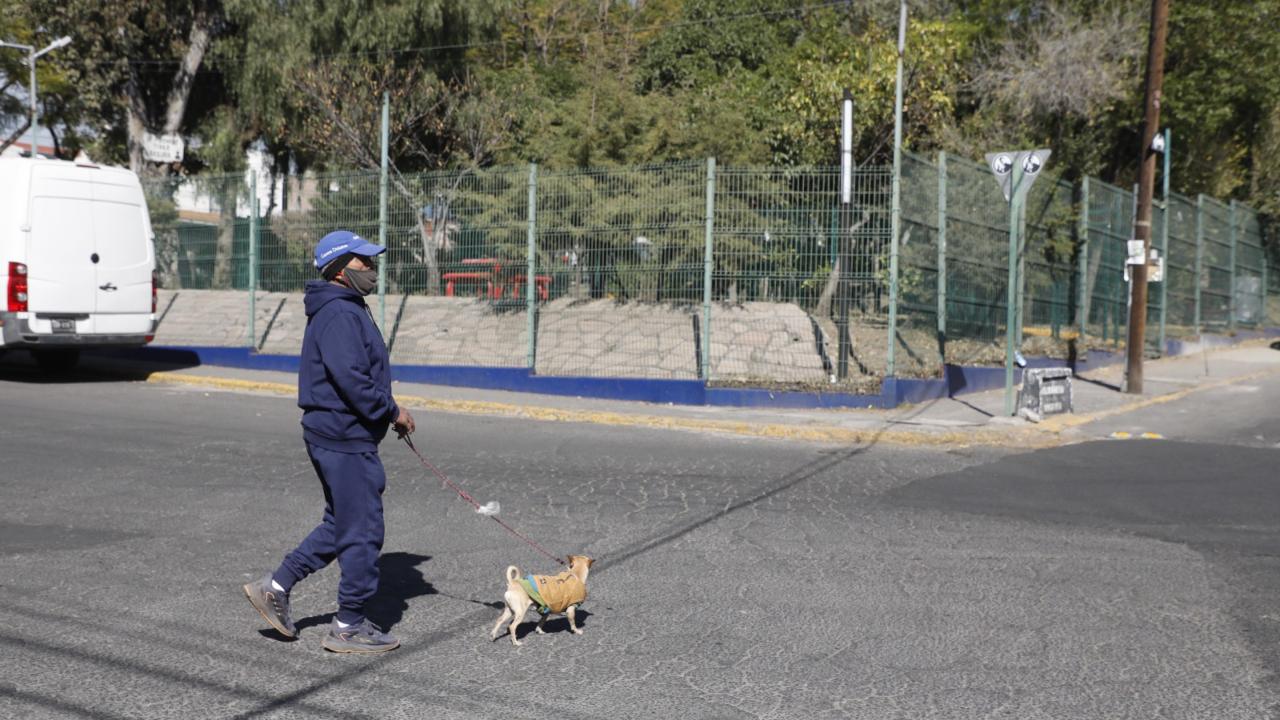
[529,570,587,614]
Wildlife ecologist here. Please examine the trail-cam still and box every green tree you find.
[30,0,223,173]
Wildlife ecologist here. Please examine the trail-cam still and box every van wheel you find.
[34,349,80,372]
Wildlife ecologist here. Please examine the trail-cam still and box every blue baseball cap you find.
[313,230,386,269]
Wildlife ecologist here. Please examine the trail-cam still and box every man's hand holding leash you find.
[394,407,416,439]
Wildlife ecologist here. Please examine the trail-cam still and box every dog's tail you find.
[506,565,520,584]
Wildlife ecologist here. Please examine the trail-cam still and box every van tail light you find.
[7,262,28,312]
[146,273,158,343]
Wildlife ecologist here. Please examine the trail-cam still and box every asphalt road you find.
[0,357,1277,719]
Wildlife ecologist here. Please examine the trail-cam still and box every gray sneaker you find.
[321,618,400,654]
[243,574,296,638]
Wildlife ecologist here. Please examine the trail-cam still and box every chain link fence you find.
[144,158,1277,388]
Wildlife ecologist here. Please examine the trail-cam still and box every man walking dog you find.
[244,230,415,653]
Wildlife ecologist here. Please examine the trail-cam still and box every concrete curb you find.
[142,371,1051,448]
[142,359,1279,448]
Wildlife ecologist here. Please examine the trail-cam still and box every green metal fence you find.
[143,157,1277,389]
[1163,193,1199,337]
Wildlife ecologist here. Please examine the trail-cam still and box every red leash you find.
[400,434,565,566]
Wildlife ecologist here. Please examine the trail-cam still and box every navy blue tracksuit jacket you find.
[274,280,399,625]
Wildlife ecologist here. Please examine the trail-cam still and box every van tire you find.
[34,349,80,372]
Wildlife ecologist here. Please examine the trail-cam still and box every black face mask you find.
[342,267,378,296]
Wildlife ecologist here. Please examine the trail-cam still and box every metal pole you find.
[28,48,36,157]
[1263,247,1270,327]
[1158,128,1170,354]
[1078,177,1089,352]
[1229,200,1238,331]
[937,151,947,368]
[526,163,538,370]
[702,157,716,382]
[378,91,389,333]
[1124,0,1170,394]
[886,0,907,378]
[1015,196,1027,350]
[1263,229,1270,326]
[1194,194,1204,335]
[838,91,853,380]
[248,170,258,350]
[1004,165,1025,416]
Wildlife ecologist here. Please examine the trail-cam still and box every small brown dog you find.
[490,554,594,646]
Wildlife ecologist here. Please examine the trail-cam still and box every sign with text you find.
[142,132,185,163]
[1017,367,1074,422]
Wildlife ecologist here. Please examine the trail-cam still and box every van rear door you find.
[26,164,153,334]
[27,170,96,314]
[89,172,152,317]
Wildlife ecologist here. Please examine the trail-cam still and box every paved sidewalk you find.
[64,338,1280,446]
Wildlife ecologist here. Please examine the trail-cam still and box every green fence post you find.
[702,157,716,382]
[248,170,258,350]
[936,151,947,368]
[526,163,538,370]
[1228,199,1238,331]
[1015,197,1028,350]
[1263,254,1270,326]
[1158,128,1170,354]
[1194,194,1204,336]
[1078,177,1089,352]
[377,91,389,333]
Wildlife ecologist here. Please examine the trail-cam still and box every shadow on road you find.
[285,553,437,636]
[0,348,200,385]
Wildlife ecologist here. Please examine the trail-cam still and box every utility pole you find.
[1124,0,1170,394]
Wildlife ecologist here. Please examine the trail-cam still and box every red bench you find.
[508,274,553,301]
[442,271,492,298]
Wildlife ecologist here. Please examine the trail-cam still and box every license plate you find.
[52,319,76,334]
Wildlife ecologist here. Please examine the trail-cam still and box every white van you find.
[0,157,157,370]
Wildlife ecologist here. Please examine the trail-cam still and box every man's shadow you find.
[288,552,437,636]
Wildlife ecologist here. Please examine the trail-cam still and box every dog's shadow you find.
[272,552,437,638]
[509,609,594,641]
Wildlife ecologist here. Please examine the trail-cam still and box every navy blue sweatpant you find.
[273,442,386,626]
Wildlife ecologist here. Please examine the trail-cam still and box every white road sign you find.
[142,132,185,163]
[985,149,1051,202]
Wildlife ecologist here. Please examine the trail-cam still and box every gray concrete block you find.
[535,299,698,380]
[391,296,527,367]
[152,289,285,348]
[708,301,826,383]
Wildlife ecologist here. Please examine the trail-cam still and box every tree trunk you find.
[815,211,870,319]
[418,215,442,295]
[211,178,239,289]
[0,118,31,156]
[814,258,841,320]
[126,100,147,174]
[125,2,214,176]
[164,6,213,135]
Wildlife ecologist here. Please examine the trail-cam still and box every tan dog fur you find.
[489,555,594,646]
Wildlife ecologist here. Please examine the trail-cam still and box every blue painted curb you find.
[88,329,1273,410]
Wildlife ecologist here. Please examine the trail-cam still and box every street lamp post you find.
[0,35,71,158]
